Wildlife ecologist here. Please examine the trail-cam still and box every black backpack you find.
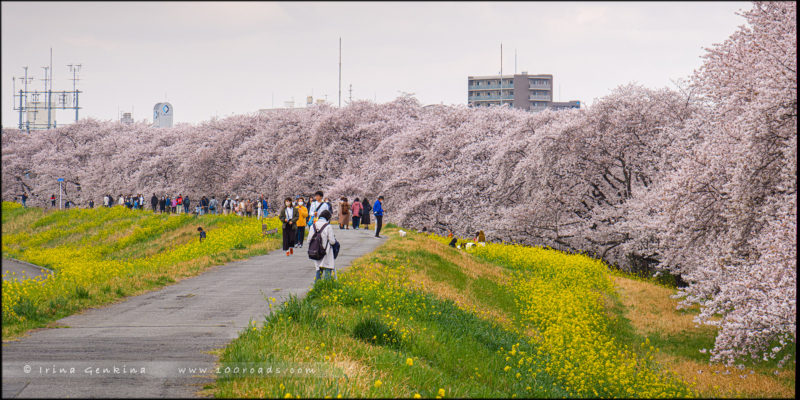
[307,222,330,260]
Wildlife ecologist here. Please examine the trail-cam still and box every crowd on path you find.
[13,190,387,283]
[278,191,385,282]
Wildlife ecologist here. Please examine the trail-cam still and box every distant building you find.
[120,112,134,125]
[548,100,581,111]
[468,72,580,112]
[258,96,328,114]
[152,102,173,128]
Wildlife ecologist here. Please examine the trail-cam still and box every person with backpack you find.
[183,195,191,215]
[351,198,363,230]
[209,196,218,215]
[223,196,231,215]
[361,197,372,229]
[295,197,309,248]
[373,196,385,238]
[279,197,299,256]
[308,209,336,281]
[338,197,350,230]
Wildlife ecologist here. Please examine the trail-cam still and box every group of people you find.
[87,193,271,219]
[278,191,386,282]
[336,197,373,230]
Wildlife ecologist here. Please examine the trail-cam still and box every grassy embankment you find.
[212,227,793,398]
[1,201,281,339]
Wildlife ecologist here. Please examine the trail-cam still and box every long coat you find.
[339,201,350,225]
[361,201,372,225]
[309,219,335,270]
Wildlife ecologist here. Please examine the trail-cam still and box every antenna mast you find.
[338,37,342,107]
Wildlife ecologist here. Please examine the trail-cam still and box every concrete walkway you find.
[1,258,53,282]
[1,227,384,398]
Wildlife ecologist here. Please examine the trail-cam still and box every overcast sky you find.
[2,1,749,127]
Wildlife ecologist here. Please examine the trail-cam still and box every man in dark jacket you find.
[151,194,158,212]
[373,196,385,238]
[183,196,190,214]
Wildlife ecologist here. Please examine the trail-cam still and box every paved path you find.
[2,228,384,398]
[1,258,52,282]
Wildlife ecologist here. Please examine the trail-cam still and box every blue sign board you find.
[57,178,64,182]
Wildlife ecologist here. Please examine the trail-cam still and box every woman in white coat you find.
[310,209,336,281]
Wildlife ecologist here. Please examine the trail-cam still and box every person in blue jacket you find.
[373,195,385,238]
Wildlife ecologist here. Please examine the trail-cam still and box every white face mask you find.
[299,201,304,205]
[285,202,291,207]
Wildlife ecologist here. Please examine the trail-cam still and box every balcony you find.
[529,95,551,101]
[529,84,551,90]
[468,84,514,90]
[469,95,514,101]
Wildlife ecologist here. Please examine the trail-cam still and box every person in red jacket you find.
[351,198,363,230]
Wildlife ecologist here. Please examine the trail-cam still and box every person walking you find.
[139,194,145,210]
[209,196,218,215]
[373,195,385,238]
[309,209,336,281]
[88,198,94,209]
[308,191,330,225]
[20,193,28,208]
[279,197,299,256]
[182,195,190,214]
[245,199,254,217]
[350,198,363,229]
[223,196,231,215]
[295,197,308,248]
[151,193,158,212]
[361,197,372,230]
[257,196,264,219]
[50,194,56,208]
[171,196,178,214]
[159,195,166,213]
[339,197,351,229]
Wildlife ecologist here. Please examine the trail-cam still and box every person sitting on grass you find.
[197,226,206,242]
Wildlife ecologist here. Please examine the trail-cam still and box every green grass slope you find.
[1,201,281,339]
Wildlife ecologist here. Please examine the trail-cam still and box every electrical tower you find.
[12,49,82,132]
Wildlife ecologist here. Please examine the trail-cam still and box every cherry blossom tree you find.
[1,1,793,367]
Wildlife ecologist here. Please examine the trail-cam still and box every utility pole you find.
[68,63,81,122]
[338,37,342,107]
[500,43,503,107]
[515,48,517,74]
[41,65,49,128]
[48,48,53,129]
[348,84,352,104]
